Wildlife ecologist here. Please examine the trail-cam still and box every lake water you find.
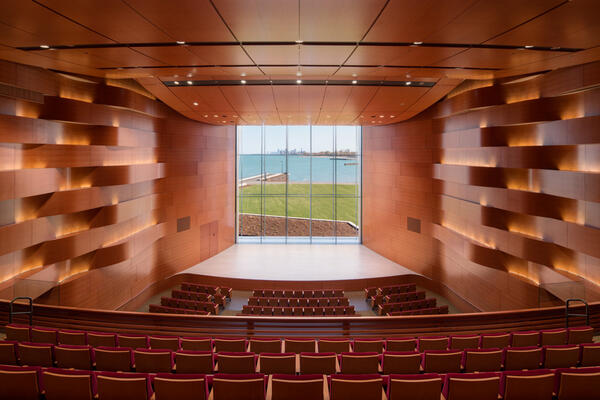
[238,154,360,184]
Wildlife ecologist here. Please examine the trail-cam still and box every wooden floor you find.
[181,244,417,281]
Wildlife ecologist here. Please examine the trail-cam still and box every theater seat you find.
[339,352,380,374]
[269,374,327,400]
[462,348,503,373]
[449,335,480,351]
[180,337,212,351]
[500,369,554,400]
[417,336,448,352]
[249,338,282,354]
[58,330,87,346]
[134,348,174,373]
[580,342,600,367]
[93,347,133,372]
[479,332,511,349]
[152,373,209,400]
[149,335,180,351]
[18,342,54,367]
[386,338,417,352]
[5,324,31,342]
[329,374,385,400]
[217,352,257,374]
[211,373,266,400]
[213,338,247,353]
[382,351,421,374]
[300,352,338,375]
[118,334,149,349]
[284,338,316,354]
[258,353,295,375]
[422,350,462,373]
[540,328,567,346]
[387,373,442,400]
[175,350,214,374]
[318,338,351,354]
[567,326,594,345]
[31,327,58,345]
[96,371,153,400]
[87,332,117,348]
[442,372,500,400]
[542,345,579,368]
[511,331,539,347]
[54,344,93,370]
[0,365,42,400]
[353,338,385,353]
[43,368,96,400]
[556,367,600,400]
[503,346,542,370]
[0,340,18,365]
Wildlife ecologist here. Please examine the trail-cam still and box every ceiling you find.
[0,0,598,125]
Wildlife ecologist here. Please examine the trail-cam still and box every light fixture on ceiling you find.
[241,72,246,77]
[176,41,186,45]
[187,80,193,85]
[379,115,384,118]
[187,73,192,78]
[352,80,357,84]
[524,45,534,49]
[204,114,208,117]
[352,73,357,77]
[241,80,247,84]
[213,114,218,117]
[40,44,50,49]
[406,74,411,78]
[296,79,302,84]
[193,102,198,106]
[406,81,412,85]
[413,41,423,45]
[222,120,226,123]
[296,71,302,77]
[390,115,396,118]
[174,81,180,85]
[295,40,303,44]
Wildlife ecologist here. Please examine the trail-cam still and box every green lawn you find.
[239,184,359,224]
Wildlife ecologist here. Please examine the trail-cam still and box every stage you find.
[180,244,417,281]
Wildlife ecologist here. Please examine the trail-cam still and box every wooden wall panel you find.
[0,60,234,309]
[363,61,600,311]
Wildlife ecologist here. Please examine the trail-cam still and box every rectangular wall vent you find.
[407,217,421,233]
[177,216,191,232]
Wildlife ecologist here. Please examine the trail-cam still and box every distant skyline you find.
[238,125,361,154]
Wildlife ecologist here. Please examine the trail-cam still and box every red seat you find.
[258,353,296,375]
[96,371,153,400]
[500,369,554,400]
[5,324,31,342]
[386,338,417,352]
[217,352,257,374]
[43,368,96,400]
[213,338,247,353]
[175,350,214,374]
[480,332,511,349]
[118,334,149,349]
[211,373,266,400]
[580,342,600,367]
[555,367,600,400]
[418,336,448,352]
[284,338,316,354]
[542,345,579,368]
[353,338,385,353]
[382,351,421,374]
[300,352,337,375]
[180,337,212,352]
[87,332,117,348]
[93,347,134,372]
[443,372,500,400]
[568,326,594,344]
[511,331,539,347]
[423,350,462,373]
[270,374,326,400]
[58,330,87,346]
[387,373,442,400]
[318,338,351,354]
[340,352,380,374]
[0,365,43,400]
[54,344,93,370]
[503,346,542,370]
[18,342,54,367]
[149,336,180,351]
[449,335,480,350]
[462,348,503,372]
[31,327,58,345]
[134,348,174,373]
[152,373,209,400]
[249,338,281,354]
[330,374,384,400]
[0,340,19,365]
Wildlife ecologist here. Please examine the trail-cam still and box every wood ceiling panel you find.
[347,46,466,66]
[171,87,234,113]
[363,87,428,112]
[365,0,477,42]
[425,0,564,44]
[299,86,326,112]
[486,0,600,49]
[341,86,379,113]
[316,112,341,125]
[260,66,338,79]
[131,47,210,66]
[321,86,354,112]
[272,86,299,112]
[36,0,173,43]
[212,0,298,41]
[220,86,257,113]
[334,66,494,80]
[299,0,387,41]
[0,0,113,46]
[301,46,355,66]
[186,46,253,66]
[125,0,234,42]
[245,86,277,112]
[435,48,563,70]
[244,45,299,65]
[30,48,166,69]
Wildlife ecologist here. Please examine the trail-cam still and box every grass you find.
[239,184,359,224]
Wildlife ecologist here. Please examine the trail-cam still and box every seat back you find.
[480,333,511,349]
[270,374,325,400]
[258,353,295,375]
[540,329,567,346]
[0,340,18,365]
[87,332,117,348]
[118,335,148,349]
[55,345,93,370]
[382,351,421,374]
[386,338,417,352]
[353,339,385,353]
[134,349,173,373]
[423,350,462,373]
[175,351,214,374]
[418,336,448,352]
[340,352,379,374]
[330,374,383,400]
[0,365,41,400]
[96,372,152,400]
[387,374,442,400]
[580,343,600,367]
[318,339,351,354]
[542,345,579,368]
[31,327,58,345]
[443,373,500,400]
[212,373,266,400]
[18,342,54,367]
[58,330,87,346]
[503,347,542,370]
[43,369,95,400]
[511,331,539,347]
[149,336,180,351]
[180,337,212,351]
[500,370,554,400]
[556,367,600,400]
[249,338,281,354]
[94,347,133,372]
[5,324,30,342]
[213,338,247,353]
[300,352,337,375]
[449,335,480,351]
[217,352,256,374]
[462,348,503,373]
[567,326,594,344]
[153,373,208,400]
[285,338,316,353]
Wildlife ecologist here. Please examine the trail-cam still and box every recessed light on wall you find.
[204,114,208,117]
[390,115,396,118]
[524,45,534,48]
[296,71,302,77]
[176,41,186,45]
[193,102,198,106]
[413,41,423,45]
[174,81,180,85]
[187,80,193,85]
[241,72,247,77]
[213,114,218,117]
[40,44,50,49]
[187,73,192,78]
[352,73,357,77]
[352,80,357,84]
[296,79,302,84]
[406,81,412,85]
[379,115,384,118]
[241,80,247,84]
[406,74,411,78]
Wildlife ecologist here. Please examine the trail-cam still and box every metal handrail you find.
[9,297,33,325]
[565,298,589,328]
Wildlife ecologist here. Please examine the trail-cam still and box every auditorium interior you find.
[0,1,599,399]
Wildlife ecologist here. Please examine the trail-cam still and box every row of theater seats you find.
[377,298,437,315]
[159,297,219,314]
[248,297,350,307]
[149,282,232,315]
[171,289,227,307]
[364,283,417,306]
[5,324,594,353]
[241,305,356,316]
[4,336,599,374]
[388,305,449,316]
[148,304,210,315]
[253,289,344,298]
[181,282,232,298]
[4,365,599,400]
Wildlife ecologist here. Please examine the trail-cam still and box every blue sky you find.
[238,125,360,154]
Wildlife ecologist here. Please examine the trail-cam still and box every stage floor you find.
[181,244,417,281]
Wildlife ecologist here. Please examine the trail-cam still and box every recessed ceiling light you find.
[187,80,193,85]
[296,79,302,84]
[371,120,375,123]
[406,74,411,78]
[413,41,423,45]
[213,114,218,117]
[390,115,395,118]
[174,81,180,85]
[222,120,226,123]
[204,114,208,118]
[296,71,302,77]
[352,73,357,77]
[241,72,246,77]
[352,80,357,84]
[524,45,534,48]
[241,80,247,84]
[551,46,560,50]
[40,44,50,49]
[187,73,192,78]
[174,74,179,78]
[176,41,185,45]
[379,115,384,118]
[295,40,303,44]
[406,81,412,85]
[193,102,198,106]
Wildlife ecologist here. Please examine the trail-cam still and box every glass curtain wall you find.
[237,125,361,243]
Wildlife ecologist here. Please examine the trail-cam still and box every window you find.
[237,125,361,243]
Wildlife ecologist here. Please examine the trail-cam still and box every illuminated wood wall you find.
[363,61,600,311]
[0,60,234,309]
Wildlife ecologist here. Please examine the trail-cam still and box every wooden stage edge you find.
[118,272,481,313]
